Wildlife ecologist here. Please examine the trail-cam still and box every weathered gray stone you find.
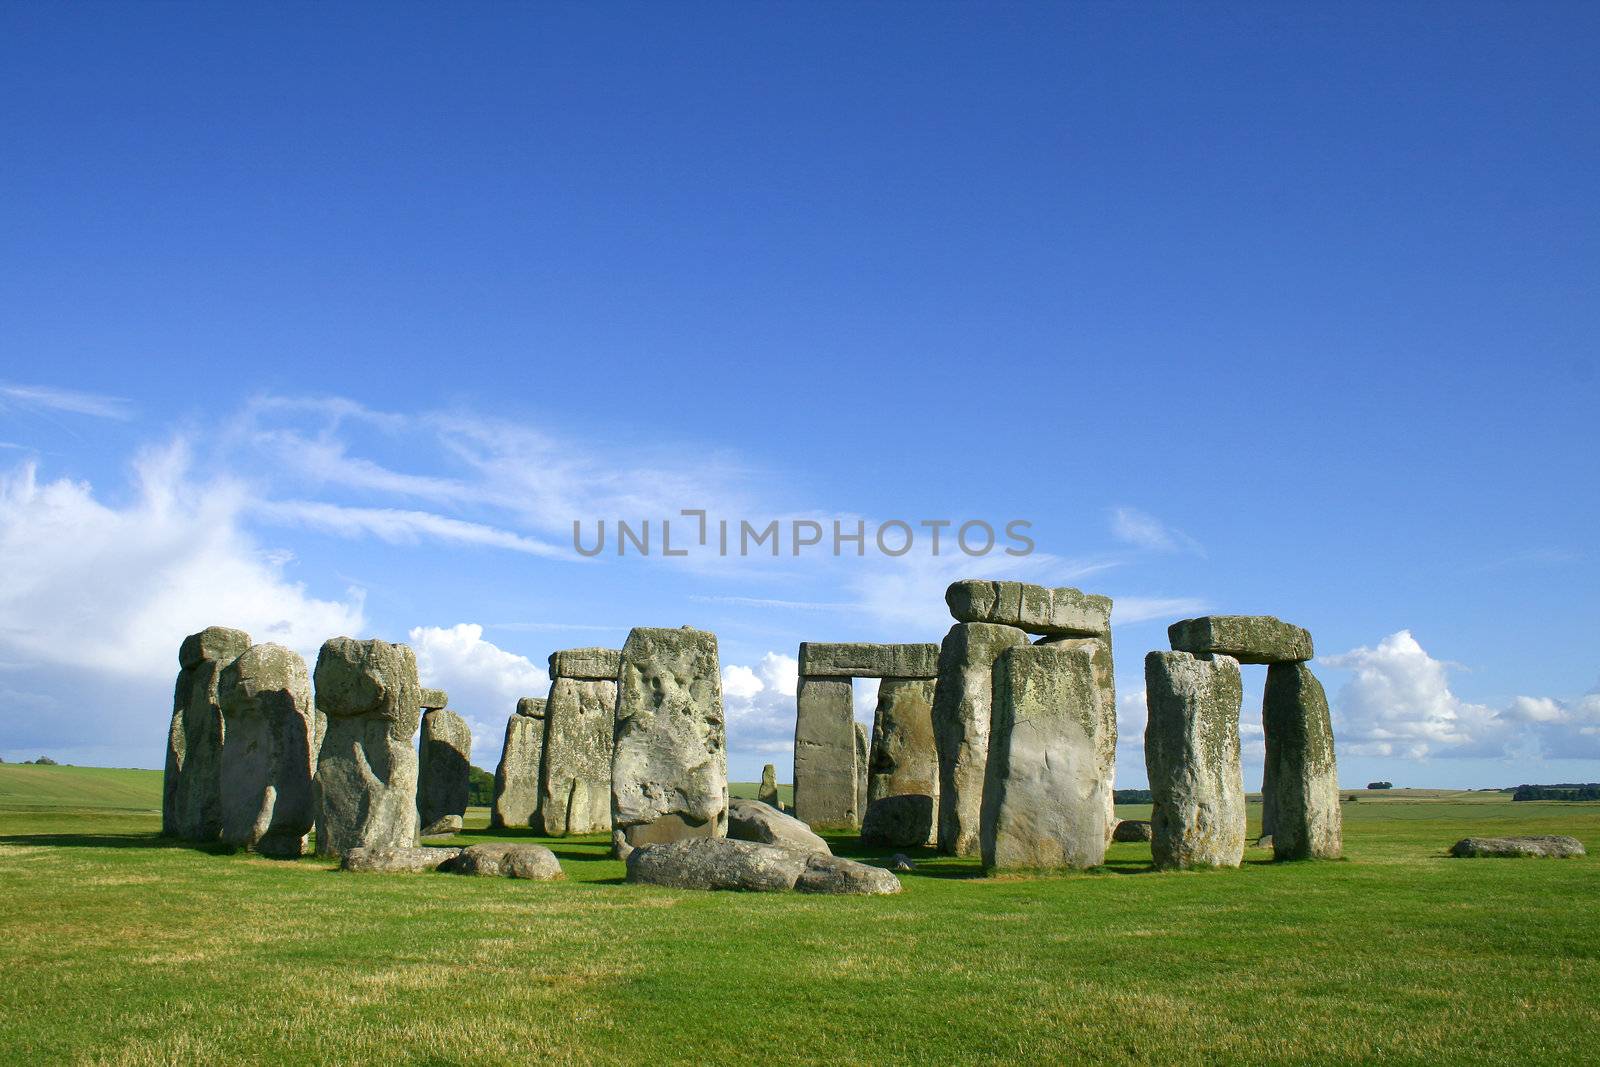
[945,580,1111,637]
[1262,662,1341,860]
[312,637,423,857]
[1168,615,1313,665]
[164,626,251,842]
[861,794,935,848]
[980,643,1110,871]
[611,626,727,857]
[419,688,449,711]
[758,763,780,809]
[1113,819,1153,843]
[793,676,857,829]
[1260,757,1278,840]
[932,622,1029,856]
[418,708,471,838]
[218,643,316,857]
[727,797,830,854]
[491,697,546,829]
[444,842,564,879]
[1144,651,1246,870]
[867,677,939,805]
[1449,835,1586,859]
[1035,635,1118,846]
[855,721,869,827]
[797,642,940,679]
[623,838,900,895]
[548,647,623,681]
[540,675,617,835]
[889,854,915,872]
[340,845,461,873]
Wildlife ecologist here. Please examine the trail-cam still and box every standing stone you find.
[1262,662,1342,860]
[980,643,1111,871]
[1260,758,1278,840]
[1036,634,1118,846]
[792,675,857,829]
[218,643,316,857]
[164,626,252,842]
[932,622,1028,856]
[312,637,423,857]
[539,668,618,835]
[1144,651,1245,870]
[491,697,546,830]
[854,720,869,828]
[418,707,472,836]
[758,764,780,809]
[611,626,727,858]
[866,677,938,845]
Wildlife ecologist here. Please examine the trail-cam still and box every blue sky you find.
[2,4,1597,787]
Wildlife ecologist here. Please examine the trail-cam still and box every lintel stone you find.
[1168,615,1313,664]
[549,647,623,681]
[797,642,939,679]
[420,688,449,710]
[945,580,1111,637]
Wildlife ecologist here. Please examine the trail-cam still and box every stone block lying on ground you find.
[726,797,830,854]
[340,846,462,873]
[797,642,940,679]
[1167,615,1313,664]
[1113,819,1153,843]
[443,842,564,879]
[623,838,900,895]
[1449,835,1586,858]
[945,580,1111,637]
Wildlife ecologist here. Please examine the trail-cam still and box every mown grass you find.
[1,770,1596,1065]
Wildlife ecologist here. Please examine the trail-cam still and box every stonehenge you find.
[217,642,317,857]
[758,763,780,808]
[611,626,728,858]
[793,642,938,831]
[1144,651,1247,869]
[312,636,424,856]
[980,642,1112,871]
[539,648,620,836]
[1262,662,1341,860]
[418,705,471,836]
[864,676,938,846]
[491,696,546,830]
[164,626,252,842]
[1168,615,1313,665]
[932,622,1029,855]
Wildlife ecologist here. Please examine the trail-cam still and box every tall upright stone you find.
[1262,662,1342,860]
[164,626,252,842]
[1144,651,1245,870]
[611,626,727,858]
[1260,759,1278,840]
[854,721,869,828]
[540,648,620,836]
[864,677,938,846]
[1035,634,1118,845]
[491,697,546,830]
[980,643,1111,871]
[792,676,857,829]
[758,764,780,808]
[418,707,472,836]
[932,622,1028,856]
[218,643,316,857]
[312,637,423,857]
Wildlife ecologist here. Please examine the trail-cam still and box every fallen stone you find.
[419,688,449,711]
[539,675,617,835]
[548,647,622,681]
[165,626,252,842]
[1449,835,1586,858]
[867,677,939,842]
[757,763,781,808]
[444,842,564,880]
[341,846,462,873]
[945,580,1111,637]
[218,643,316,858]
[861,794,935,848]
[1167,616,1313,665]
[1113,820,1154,843]
[793,675,857,829]
[727,797,830,854]
[611,626,728,857]
[313,637,424,856]
[1144,651,1246,870]
[624,838,900,895]
[932,622,1029,856]
[418,707,472,839]
[1254,835,1274,849]
[797,642,940,679]
[491,697,546,830]
[1262,662,1341,860]
[980,643,1110,871]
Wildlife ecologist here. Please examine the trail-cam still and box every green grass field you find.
[1,766,1596,1065]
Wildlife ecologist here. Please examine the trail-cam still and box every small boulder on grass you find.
[1449,835,1586,859]
[1112,820,1153,843]
[444,842,564,880]
[342,846,462,873]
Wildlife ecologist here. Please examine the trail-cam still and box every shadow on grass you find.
[0,831,228,852]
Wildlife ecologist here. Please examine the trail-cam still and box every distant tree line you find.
[1,756,59,765]
[468,765,495,807]
[1112,789,1153,804]
[1367,781,1393,790]
[1512,783,1600,802]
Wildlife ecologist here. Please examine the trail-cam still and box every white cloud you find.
[1109,506,1205,556]
[1113,596,1209,626]
[721,651,801,772]
[408,623,550,769]
[0,382,134,420]
[256,500,566,558]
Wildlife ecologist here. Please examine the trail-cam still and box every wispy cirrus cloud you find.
[1109,506,1205,557]
[0,383,134,420]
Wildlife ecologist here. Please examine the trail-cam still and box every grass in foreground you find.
[0,769,1596,1064]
